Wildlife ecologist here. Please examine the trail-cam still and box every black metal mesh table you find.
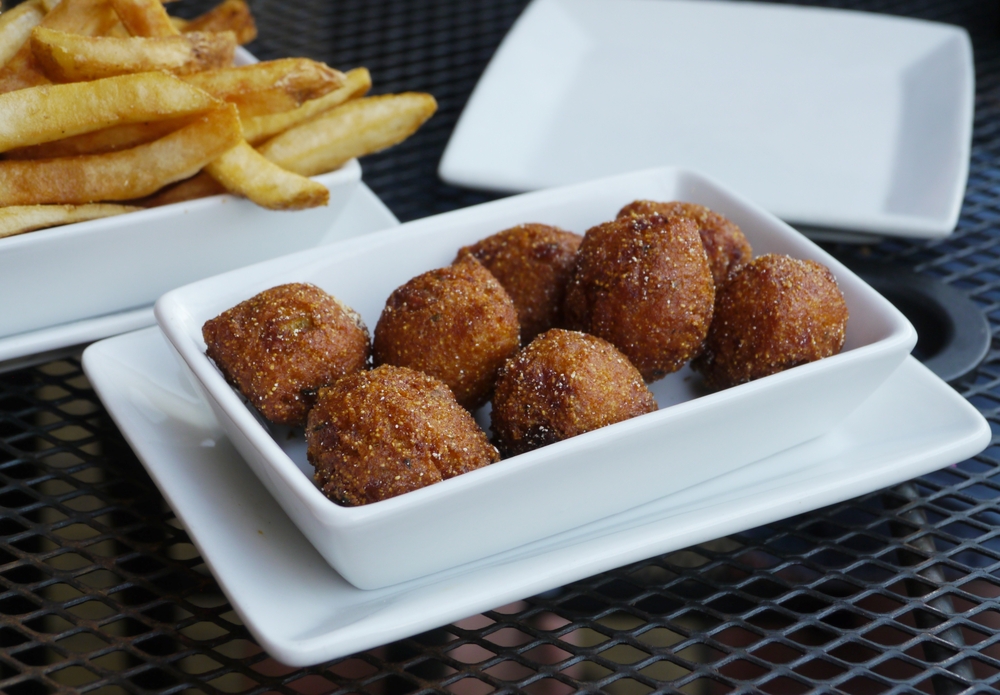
[3,0,1000,692]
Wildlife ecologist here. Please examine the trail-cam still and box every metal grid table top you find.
[2,0,1000,693]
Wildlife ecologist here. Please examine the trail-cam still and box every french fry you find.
[258,93,437,177]
[0,103,242,205]
[0,72,219,152]
[243,66,371,145]
[110,0,177,37]
[206,140,329,210]
[31,26,236,81]
[0,0,45,68]
[181,0,255,45]
[0,203,141,239]
[5,115,197,159]
[182,59,345,118]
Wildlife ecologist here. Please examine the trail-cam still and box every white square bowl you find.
[155,167,916,590]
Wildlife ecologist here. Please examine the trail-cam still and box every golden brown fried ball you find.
[563,213,715,382]
[456,223,583,343]
[618,200,752,287]
[202,282,369,426]
[307,365,499,506]
[692,254,849,390]
[491,329,658,457]
[373,255,520,410]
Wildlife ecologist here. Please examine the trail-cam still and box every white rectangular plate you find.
[83,327,990,667]
[0,183,398,374]
[155,166,916,589]
[439,0,973,238]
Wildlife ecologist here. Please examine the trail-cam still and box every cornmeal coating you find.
[307,365,499,506]
[491,329,657,457]
[456,223,583,343]
[618,200,752,286]
[692,254,849,390]
[202,282,370,426]
[373,255,520,410]
[564,213,715,382]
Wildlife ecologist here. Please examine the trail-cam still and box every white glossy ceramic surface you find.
[439,0,973,238]
[155,167,917,589]
[0,183,397,373]
[83,327,989,666]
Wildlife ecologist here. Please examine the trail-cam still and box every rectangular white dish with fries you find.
[0,41,365,339]
[155,166,917,590]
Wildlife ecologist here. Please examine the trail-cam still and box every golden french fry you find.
[182,59,345,118]
[258,92,437,177]
[205,140,329,210]
[182,0,256,45]
[0,72,218,152]
[243,66,370,145]
[31,26,236,81]
[5,115,196,159]
[0,203,141,239]
[110,0,177,37]
[0,103,242,205]
[141,171,225,207]
[0,1,45,68]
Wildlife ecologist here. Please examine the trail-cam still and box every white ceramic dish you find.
[82,327,990,666]
[0,46,362,340]
[0,183,398,374]
[155,166,917,589]
[439,0,974,239]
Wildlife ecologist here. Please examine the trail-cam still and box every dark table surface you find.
[4,0,1000,693]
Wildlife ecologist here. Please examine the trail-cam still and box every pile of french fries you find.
[0,0,437,238]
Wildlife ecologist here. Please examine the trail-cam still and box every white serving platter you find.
[0,183,398,374]
[155,166,916,589]
[82,326,990,667]
[439,0,974,238]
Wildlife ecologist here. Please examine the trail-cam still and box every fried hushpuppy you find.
[563,213,715,382]
[456,223,583,343]
[307,365,499,506]
[692,254,849,390]
[202,282,369,426]
[373,255,520,410]
[491,329,658,457]
[618,200,752,286]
